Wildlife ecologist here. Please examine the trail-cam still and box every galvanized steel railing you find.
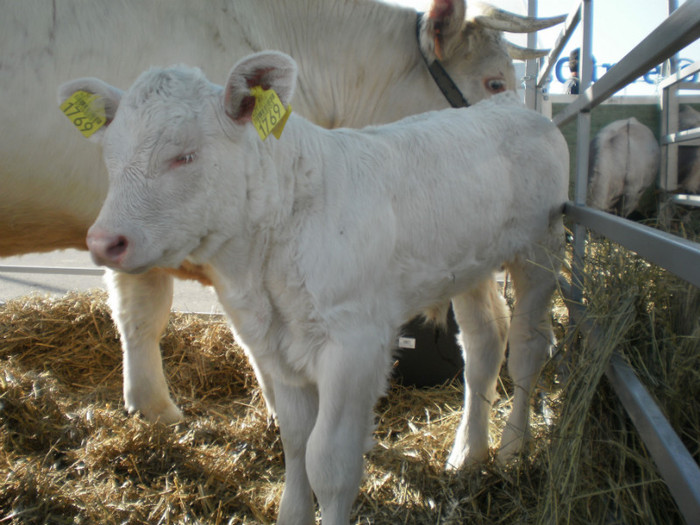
[527,0,700,521]
[660,59,700,205]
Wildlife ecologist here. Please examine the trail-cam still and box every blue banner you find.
[553,56,698,86]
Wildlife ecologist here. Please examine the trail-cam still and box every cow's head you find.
[58,51,297,273]
[417,0,564,101]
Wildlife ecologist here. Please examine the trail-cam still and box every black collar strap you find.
[416,13,469,108]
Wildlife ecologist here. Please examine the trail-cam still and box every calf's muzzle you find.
[87,226,129,269]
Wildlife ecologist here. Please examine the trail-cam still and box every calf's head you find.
[58,51,297,273]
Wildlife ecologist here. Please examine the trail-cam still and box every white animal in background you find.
[60,50,568,523]
[3,0,563,425]
[588,117,660,216]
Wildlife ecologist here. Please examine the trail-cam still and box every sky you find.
[386,0,699,96]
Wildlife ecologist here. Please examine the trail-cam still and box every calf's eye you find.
[171,152,197,168]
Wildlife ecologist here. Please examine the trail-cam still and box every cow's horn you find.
[505,42,550,61]
[471,2,566,33]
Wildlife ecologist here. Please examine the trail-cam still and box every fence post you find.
[661,0,686,207]
[570,0,594,303]
[660,82,681,192]
[524,0,539,111]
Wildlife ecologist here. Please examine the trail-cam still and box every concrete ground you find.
[2,250,506,317]
[0,249,223,314]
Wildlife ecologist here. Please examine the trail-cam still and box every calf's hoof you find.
[496,425,528,465]
[126,396,184,425]
[445,445,489,472]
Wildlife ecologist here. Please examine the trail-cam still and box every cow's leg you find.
[105,268,182,423]
[275,382,319,525]
[499,249,558,462]
[306,338,388,525]
[446,277,509,470]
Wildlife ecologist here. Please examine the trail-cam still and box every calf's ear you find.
[223,51,297,124]
[57,78,123,143]
[419,0,467,61]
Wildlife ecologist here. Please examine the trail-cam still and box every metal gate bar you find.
[0,265,104,276]
[564,203,700,288]
[607,353,700,523]
[536,1,581,89]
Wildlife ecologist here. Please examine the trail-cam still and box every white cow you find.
[588,117,660,216]
[60,50,568,523]
[3,0,563,424]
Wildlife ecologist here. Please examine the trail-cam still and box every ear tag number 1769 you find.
[60,91,106,138]
[250,86,292,141]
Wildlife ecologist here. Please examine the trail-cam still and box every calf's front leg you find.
[275,382,319,525]
[303,339,388,525]
[105,268,183,423]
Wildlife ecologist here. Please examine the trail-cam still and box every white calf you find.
[60,51,568,524]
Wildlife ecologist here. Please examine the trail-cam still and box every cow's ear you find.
[419,0,467,61]
[58,78,123,143]
[223,51,297,124]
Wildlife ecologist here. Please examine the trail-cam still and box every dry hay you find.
[1,210,698,524]
[543,204,700,524]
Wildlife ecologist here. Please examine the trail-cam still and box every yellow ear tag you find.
[60,90,107,138]
[250,86,292,141]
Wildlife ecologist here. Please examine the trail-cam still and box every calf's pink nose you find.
[86,226,129,267]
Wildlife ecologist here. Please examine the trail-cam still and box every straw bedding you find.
[1,207,697,524]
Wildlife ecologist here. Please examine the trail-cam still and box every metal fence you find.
[527,0,700,521]
[660,59,700,206]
